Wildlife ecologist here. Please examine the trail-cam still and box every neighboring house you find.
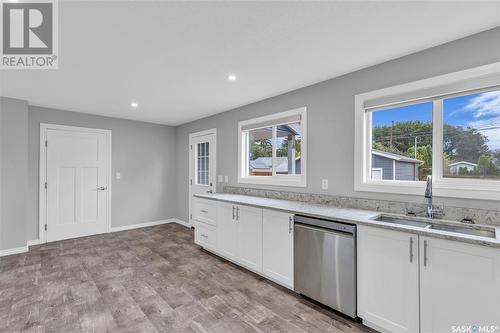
[371,149,423,181]
[250,157,301,176]
[448,161,478,175]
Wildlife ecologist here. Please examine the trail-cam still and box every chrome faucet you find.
[424,175,443,218]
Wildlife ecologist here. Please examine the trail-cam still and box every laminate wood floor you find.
[0,223,375,333]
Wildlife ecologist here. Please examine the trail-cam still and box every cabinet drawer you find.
[193,198,217,226]
[195,222,216,250]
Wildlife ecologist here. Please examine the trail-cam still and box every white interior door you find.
[189,130,216,227]
[45,127,110,242]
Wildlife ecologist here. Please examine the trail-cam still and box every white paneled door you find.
[44,126,111,242]
[189,129,216,227]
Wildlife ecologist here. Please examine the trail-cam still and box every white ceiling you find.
[1,1,499,126]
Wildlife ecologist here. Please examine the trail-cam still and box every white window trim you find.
[354,62,500,201]
[238,107,307,187]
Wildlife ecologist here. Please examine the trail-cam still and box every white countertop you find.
[195,193,500,248]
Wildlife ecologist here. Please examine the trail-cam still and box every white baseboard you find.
[0,245,28,257]
[168,218,190,228]
[27,239,40,247]
[109,218,188,233]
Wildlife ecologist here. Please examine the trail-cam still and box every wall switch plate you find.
[321,179,328,190]
[218,175,223,182]
[116,172,121,180]
[224,176,229,183]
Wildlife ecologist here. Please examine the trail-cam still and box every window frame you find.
[238,107,307,187]
[354,62,500,201]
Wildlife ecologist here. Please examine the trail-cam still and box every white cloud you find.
[467,116,500,151]
[464,90,500,118]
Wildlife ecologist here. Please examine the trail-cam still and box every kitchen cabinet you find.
[419,236,500,333]
[236,205,263,272]
[216,201,238,260]
[262,209,294,288]
[358,225,500,333]
[357,225,419,333]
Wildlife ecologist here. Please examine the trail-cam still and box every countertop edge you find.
[194,193,500,249]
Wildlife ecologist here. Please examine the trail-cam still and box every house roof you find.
[372,149,423,164]
[448,161,478,167]
[250,156,300,173]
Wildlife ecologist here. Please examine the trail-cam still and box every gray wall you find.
[26,106,177,241]
[174,27,500,222]
[372,155,393,180]
[0,98,28,250]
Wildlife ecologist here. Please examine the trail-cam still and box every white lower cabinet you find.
[419,236,500,333]
[236,205,263,272]
[262,209,294,288]
[358,225,500,333]
[215,201,238,260]
[357,225,419,333]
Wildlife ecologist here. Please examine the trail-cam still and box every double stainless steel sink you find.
[374,215,497,239]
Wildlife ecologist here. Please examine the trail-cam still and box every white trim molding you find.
[27,239,40,247]
[238,107,307,187]
[39,123,113,244]
[0,245,28,257]
[354,62,500,200]
[109,218,188,233]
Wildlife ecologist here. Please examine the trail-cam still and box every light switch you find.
[224,176,229,183]
[321,179,328,190]
[116,172,121,180]
[218,175,223,182]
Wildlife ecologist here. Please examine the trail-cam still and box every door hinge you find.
[45,140,48,147]
[190,179,192,185]
[190,213,192,220]
[44,182,47,189]
[44,224,47,231]
[190,144,193,150]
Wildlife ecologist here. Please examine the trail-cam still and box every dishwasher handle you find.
[294,222,355,237]
[294,215,356,236]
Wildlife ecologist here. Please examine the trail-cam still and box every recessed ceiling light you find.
[130,102,139,108]
[227,74,237,81]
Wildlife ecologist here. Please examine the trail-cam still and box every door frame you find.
[39,123,112,244]
[188,128,217,227]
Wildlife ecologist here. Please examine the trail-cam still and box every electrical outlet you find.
[321,179,328,190]
[218,175,223,182]
[224,176,229,183]
[116,172,121,180]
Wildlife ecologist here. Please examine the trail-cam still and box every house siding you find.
[395,161,416,181]
[372,155,394,180]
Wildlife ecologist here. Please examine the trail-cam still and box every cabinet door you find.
[420,237,500,333]
[216,202,237,260]
[357,225,419,333]
[236,205,263,272]
[262,209,294,288]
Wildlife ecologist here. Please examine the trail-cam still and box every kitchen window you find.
[355,62,500,200]
[238,107,307,187]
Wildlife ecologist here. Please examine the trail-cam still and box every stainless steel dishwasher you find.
[294,215,357,318]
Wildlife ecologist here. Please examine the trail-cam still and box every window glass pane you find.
[371,102,433,181]
[196,142,209,185]
[443,90,500,180]
[248,127,273,176]
[275,122,301,175]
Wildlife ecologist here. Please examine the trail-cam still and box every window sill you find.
[355,180,500,201]
[238,176,306,188]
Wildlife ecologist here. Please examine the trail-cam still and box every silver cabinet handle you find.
[409,237,413,263]
[200,209,208,213]
[236,207,240,220]
[289,216,293,234]
[232,206,235,220]
[200,234,208,238]
[423,239,428,267]
[97,186,107,191]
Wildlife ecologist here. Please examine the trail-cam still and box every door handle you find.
[289,216,293,234]
[232,206,235,220]
[423,239,428,267]
[409,237,413,263]
[97,186,107,191]
[206,190,213,194]
[236,207,240,221]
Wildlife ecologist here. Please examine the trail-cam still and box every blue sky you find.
[372,90,500,150]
